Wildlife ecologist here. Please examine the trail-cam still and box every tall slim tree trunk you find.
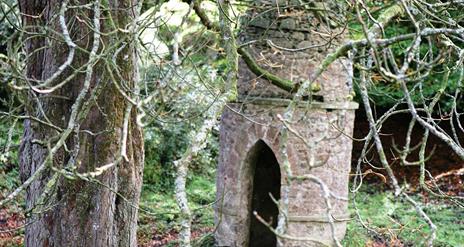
[18,1,144,246]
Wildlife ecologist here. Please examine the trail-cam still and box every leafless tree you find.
[0,0,463,246]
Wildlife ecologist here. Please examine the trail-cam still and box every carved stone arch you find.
[239,139,281,247]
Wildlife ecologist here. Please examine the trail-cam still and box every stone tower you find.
[215,2,358,246]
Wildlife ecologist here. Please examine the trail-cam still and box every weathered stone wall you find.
[215,101,357,246]
[216,2,356,246]
[237,2,351,101]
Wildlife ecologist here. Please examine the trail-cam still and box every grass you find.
[344,187,464,246]
[137,175,216,246]
[138,176,464,247]
[2,160,462,247]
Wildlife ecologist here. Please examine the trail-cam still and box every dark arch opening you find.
[248,140,281,247]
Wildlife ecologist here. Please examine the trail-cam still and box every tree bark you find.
[18,1,143,246]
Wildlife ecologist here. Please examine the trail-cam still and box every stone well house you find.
[215,3,358,246]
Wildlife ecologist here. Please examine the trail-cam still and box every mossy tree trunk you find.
[18,1,144,246]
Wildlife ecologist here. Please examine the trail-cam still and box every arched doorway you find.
[248,140,281,247]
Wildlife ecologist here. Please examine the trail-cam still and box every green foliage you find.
[139,0,223,191]
[192,233,215,247]
[364,66,464,112]
[0,0,20,109]
[140,171,216,226]
[0,121,23,247]
[349,2,463,113]
[0,0,18,53]
[344,187,464,246]
[143,122,218,191]
[0,122,20,192]
[187,175,215,204]
[143,124,190,191]
[138,175,216,244]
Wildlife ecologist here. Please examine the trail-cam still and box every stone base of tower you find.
[215,99,358,247]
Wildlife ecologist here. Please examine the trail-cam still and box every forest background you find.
[0,0,464,246]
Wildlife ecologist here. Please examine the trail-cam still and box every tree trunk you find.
[18,1,144,246]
